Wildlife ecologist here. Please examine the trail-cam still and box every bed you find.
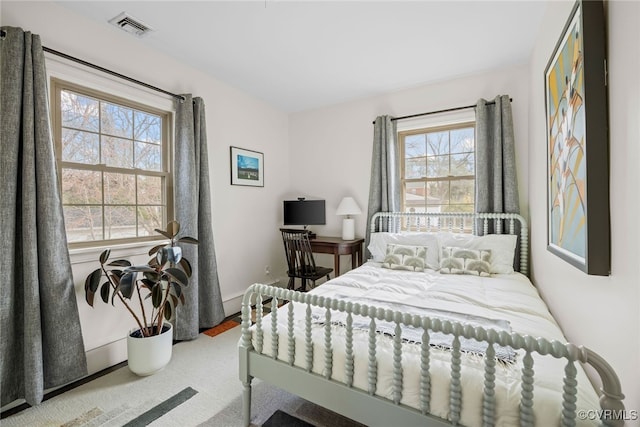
[238,212,625,427]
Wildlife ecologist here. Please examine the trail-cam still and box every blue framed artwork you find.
[545,0,609,275]
[230,146,264,187]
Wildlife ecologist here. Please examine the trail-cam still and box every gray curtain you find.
[475,95,520,216]
[365,116,400,256]
[174,95,225,340]
[0,27,87,406]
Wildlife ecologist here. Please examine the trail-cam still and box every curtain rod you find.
[42,46,186,102]
[371,97,513,124]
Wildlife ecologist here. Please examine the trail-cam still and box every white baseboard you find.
[86,339,128,376]
[223,280,281,316]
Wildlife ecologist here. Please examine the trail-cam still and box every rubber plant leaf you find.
[179,258,192,278]
[148,243,165,257]
[119,272,136,299]
[166,220,180,238]
[86,268,102,293]
[108,259,132,267]
[154,228,173,240]
[100,282,110,304]
[170,281,182,298]
[99,249,111,265]
[163,301,172,321]
[109,271,122,286]
[140,278,155,291]
[165,267,188,286]
[151,283,164,308]
[86,289,95,307]
[177,236,199,245]
[156,248,168,267]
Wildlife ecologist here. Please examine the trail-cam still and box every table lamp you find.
[336,197,362,240]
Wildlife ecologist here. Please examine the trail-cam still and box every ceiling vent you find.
[108,12,154,37]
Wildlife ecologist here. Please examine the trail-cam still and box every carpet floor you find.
[1,322,363,427]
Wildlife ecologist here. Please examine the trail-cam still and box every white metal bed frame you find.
[239,212,625,427]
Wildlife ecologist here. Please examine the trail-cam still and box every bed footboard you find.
[239,284,625,427]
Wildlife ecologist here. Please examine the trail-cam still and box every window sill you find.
[69,239,169,265]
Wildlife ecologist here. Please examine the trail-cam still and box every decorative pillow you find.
[440,246,492,277]
[368,232,439,270]
[381,244,428,272]
[437,232,517,274]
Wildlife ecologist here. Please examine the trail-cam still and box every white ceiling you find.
[55,1,547,112]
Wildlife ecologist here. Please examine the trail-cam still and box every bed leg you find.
[242,379,252,427]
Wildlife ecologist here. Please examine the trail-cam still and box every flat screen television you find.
[283,199,326,227]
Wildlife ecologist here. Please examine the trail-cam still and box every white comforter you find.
[252,263,600,426]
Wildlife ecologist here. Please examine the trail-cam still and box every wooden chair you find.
[280,228,333,291]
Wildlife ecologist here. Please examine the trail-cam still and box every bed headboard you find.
[370,211,529,276]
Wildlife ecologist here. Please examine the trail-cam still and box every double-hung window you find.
[51,79,173,247]
[399,122,475,215]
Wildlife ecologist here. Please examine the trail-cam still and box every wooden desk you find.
[310,236,365,277]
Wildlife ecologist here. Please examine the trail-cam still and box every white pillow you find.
[437,232,517,274]
[368,232,440,270]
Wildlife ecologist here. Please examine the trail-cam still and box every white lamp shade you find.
[336,197,362,216]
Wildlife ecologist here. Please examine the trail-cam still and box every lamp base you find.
[342,218,355,240]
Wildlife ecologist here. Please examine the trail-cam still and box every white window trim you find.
[45,53,175,113]
[46,54,177,263]
[396,108,475,132]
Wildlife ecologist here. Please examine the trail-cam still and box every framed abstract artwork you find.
[230,146,264,187]
[545,0,609,275]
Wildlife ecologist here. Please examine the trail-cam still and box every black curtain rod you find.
[371,98,513,124]
[42,46,186,102]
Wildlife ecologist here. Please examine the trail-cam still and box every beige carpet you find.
[1,325,363,427]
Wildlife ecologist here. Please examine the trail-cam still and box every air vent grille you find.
[108,12,154,37]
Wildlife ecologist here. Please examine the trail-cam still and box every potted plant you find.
[84,220,198,376]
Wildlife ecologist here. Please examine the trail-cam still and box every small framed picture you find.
[230,146,264,187]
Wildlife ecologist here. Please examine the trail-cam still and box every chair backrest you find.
[280,228,318,275]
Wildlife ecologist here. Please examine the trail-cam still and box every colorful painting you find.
[230,146,264,187]
[546,6,585,260]
[545,0,610,275]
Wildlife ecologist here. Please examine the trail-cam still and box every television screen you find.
[283,199,326,226]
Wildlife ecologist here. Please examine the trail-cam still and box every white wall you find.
[289,65,530,274]
[528,0,639,414]
[1,1,290,373]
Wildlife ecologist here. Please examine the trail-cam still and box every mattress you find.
[251,262,600,427]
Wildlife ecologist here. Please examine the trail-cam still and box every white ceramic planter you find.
[127,322,173,376]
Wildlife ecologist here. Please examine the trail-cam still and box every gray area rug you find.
[2,326,363,427]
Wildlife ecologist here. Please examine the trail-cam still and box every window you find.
[51,79,173,247]
[399,122,475,215]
